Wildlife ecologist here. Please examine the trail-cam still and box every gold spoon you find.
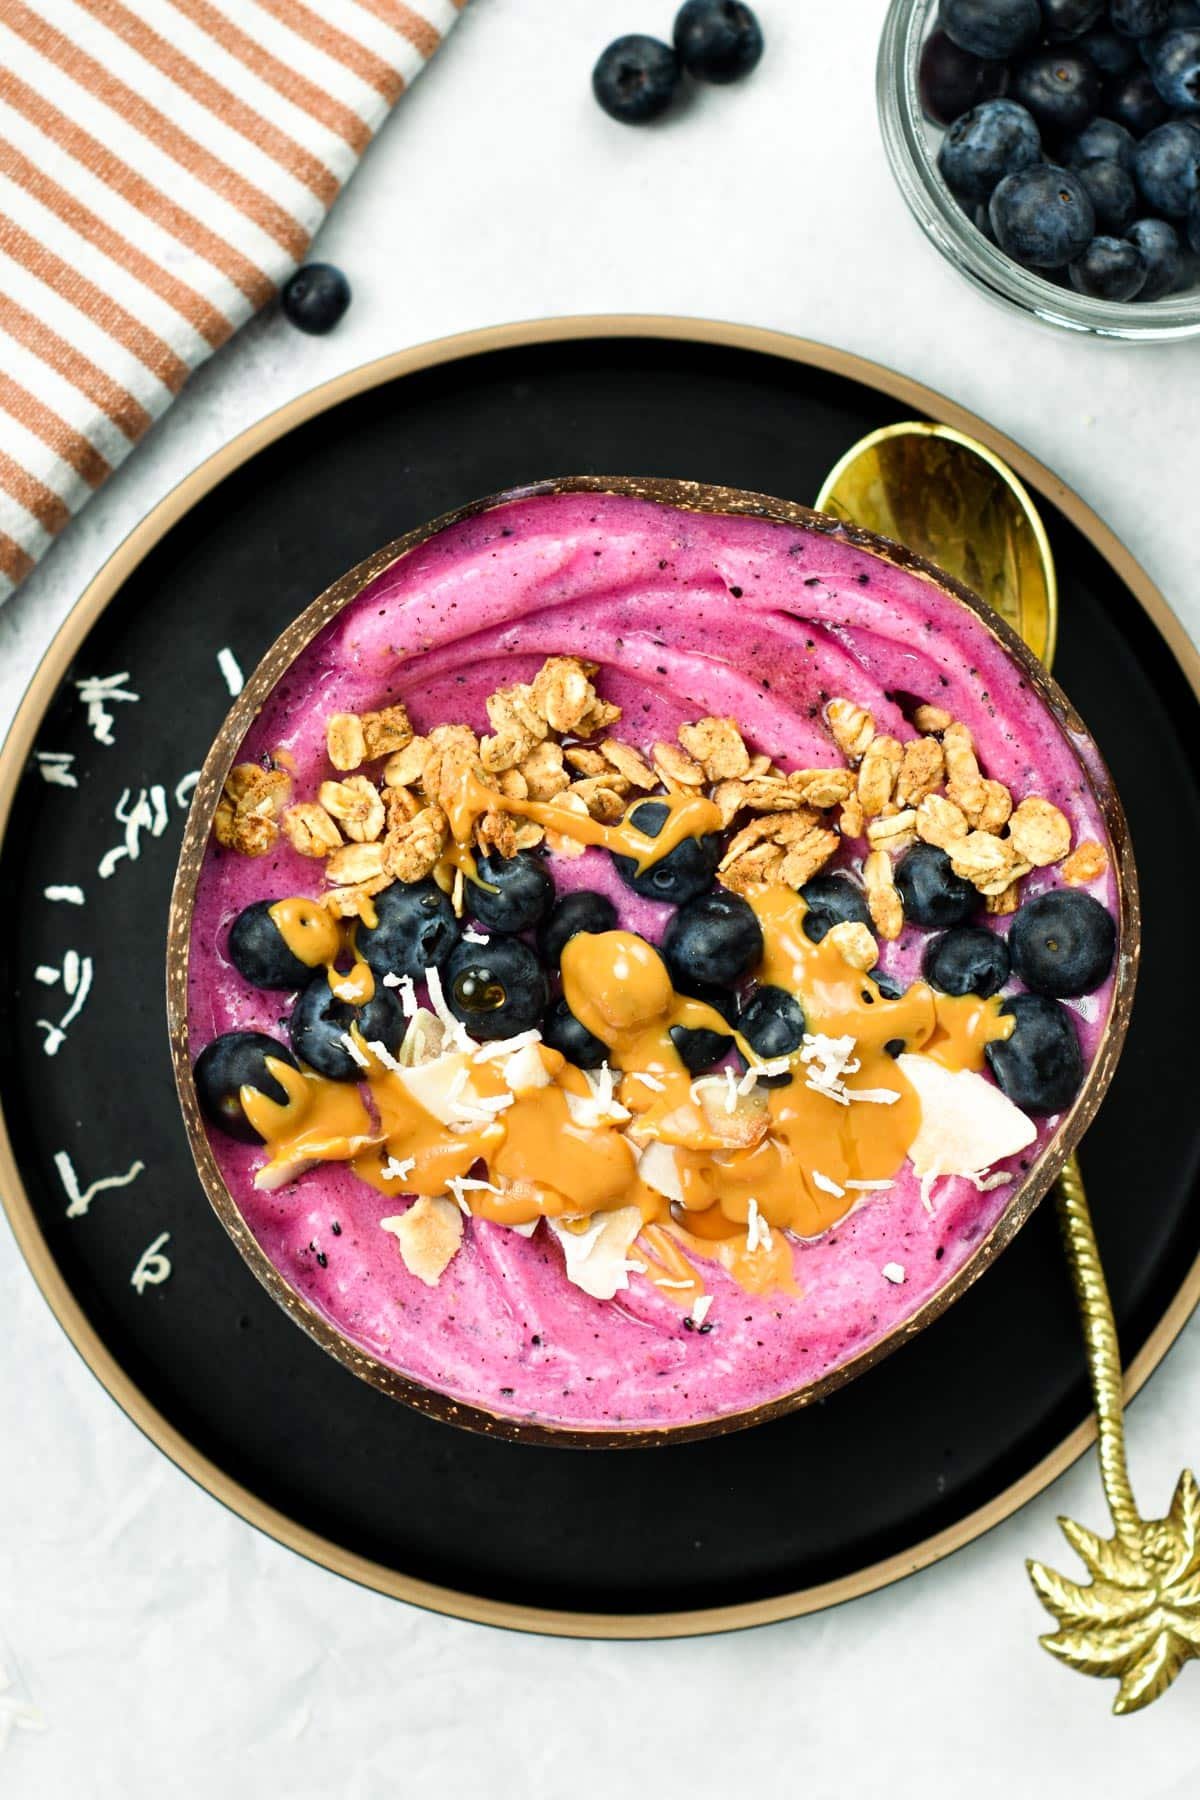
[818,420,1200,1717]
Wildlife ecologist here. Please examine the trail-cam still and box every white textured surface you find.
[3,3,1200,1794]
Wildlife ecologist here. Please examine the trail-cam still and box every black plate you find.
[3,321,1199,1635]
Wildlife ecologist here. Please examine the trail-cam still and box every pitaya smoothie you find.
[185,489,1123,1434]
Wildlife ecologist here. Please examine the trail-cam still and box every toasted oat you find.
[601,738,657,790]
[776,820,840,888]
[839,794,865,839]
[319,776,386,844]
[422,725,481,809]
[746,753,775,778]
[789,767,857,808]
[512,820,545,851]
[381,1195,463,1287]
[531,656,598,735]
[863,849,904,941]
[652,741,706,787]
[520,740,570,800]
[382,736,429,789]
[383,804,447,883]
[326,841,388,886]
[497,767,529,801]
[543,787,589,857]
[322,878,390,921]
[326,713,367,772]
[711,779,751,827]
[1009,795,1071,867]
[360,704,413,760]
[1062,839,1108,886]
[913,703,953,735]
[282,801,342,859]
[564,746,610,777]
[949,832,1031,896]
[678,716,751,782]
[385,786,421,828]
[574,695,623,737]
[857,734,904,817]
[568,777,626,823]
[720,844,785,894]
[973,778,1013,834]
[986,881,1021,916]
[827,697,875,762]
[895,737,945,808]
[476,808,518,859]
[720,814,788,868]
[942,722,987,819]
[865,808,918,851]
[825,920,878,973]
[916,793,969,850]
[213,763,292,857]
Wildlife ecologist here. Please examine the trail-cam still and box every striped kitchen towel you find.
[0,0,464,601]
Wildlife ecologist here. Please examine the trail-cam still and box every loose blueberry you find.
[799,873,873,943]
[1189,189,1200,250]
[940,0,1041,60]
[357,879,458,982]
[972,197,999,238]
[228,900,314,990]
[1134,119,1200,216]
[1147,27,1200,106]
[611,800,721,905]
[1069,231,1148,294]
[1041,0,1105,38]
[677,978,739,1020]
[673,1,763,83]
[194,1032,298,1142]
[662,890,764,992]
[280,264,351,335]
[1012,48,1102,137]
[1126,215,1185,292]
[289,976,405,1080]
[542,996,608,1068]
[443,938,547,1041]
[894,844,977,928]
[537,890,618,965]
[1075,158,1139,232]
[738,984,807,1058]
[1110,0,1173,33]
[468,851,554,934]
[1009,889,1116,995]
[1076,25,1139,78]
[986,994,1084,1113]
[592,34,680,123]
[938,98,1043,201]
[922,925,1011,997]
[669,1022,735,1074]
[1062,116,1136,171]
[919,29,1009,125]
[990,163,1096,265]
[1104,64,1170,131]
[872,971,906,1000]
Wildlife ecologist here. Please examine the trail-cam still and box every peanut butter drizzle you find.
[240,888,1016,1302]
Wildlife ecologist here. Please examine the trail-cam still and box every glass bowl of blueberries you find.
[878,0,1200,338]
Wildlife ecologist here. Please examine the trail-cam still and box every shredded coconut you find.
[382,1155,416,1181]
[367,1039,403,1073]
[811,1169,845,1198]
[462,928,490,945]
[847,1087,901,1105]
[844,1178,895,1192]
[691,1294,714,1327]
[882,1262,906,1284]
[474,1028,542,1063]
[746,1197,773,1254]
[425,964,473,1050]
[631,1070,666,1093]
[723,1066,739,1114]
[340,1031,370,1069]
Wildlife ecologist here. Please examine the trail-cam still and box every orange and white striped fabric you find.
[0,0,463,600]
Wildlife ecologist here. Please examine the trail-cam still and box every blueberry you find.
[228,900,314,990]
[1009,889,1116,995]
[194,1032,298,1142]
[1041,0,1105,37]
[1062,116,1137,170]
[669,1022,735,1074]
[443,939,547,1041]
[1011,49,1102,137]
[798,873,873,944]
[1076,157,1140,229]
[937,98,1043,201]
[873,971,906,1001]
[289,975,405,1080]
[468,851,554,934]
[1147,27,1200,106]
[357,879,458,982]
[1134,119,1200,215]
[676,978,739,1020]
[894,844,978,928]
[939,0,1041,60]
[280,264,351,335]
[1110,0,1173,33]
[1069,231,1148,294]
[738,984,807,1058]
[972,198,999,239]
[611,800,721,905]
[990,163,1096,265]
[592,34,680,123]
[986,994,1084,1113]
[1076,25,1139,78]
[542,996,608,1068]
[538,890,618,965]
[922,925,1011,997]
[673,1,763,83]
[919,29,1008,126]
[662,890,764,993]
[1126,215,1185,292]
[1189,189,1200,249]
[1104,64,1170,131]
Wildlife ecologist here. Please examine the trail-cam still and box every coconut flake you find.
[367,1038,403,1074]
[844,1178,894,1192]
[811,1169,845,1198]
[382,1155,416,1182]
[746,1197,773,1253]
[631,1070,666,1093]
[882,1262,906,1284]
[462,927,490,945]
[691,1294,714,1327]
[340,1031,370,1070]
[475,1028,542,1063]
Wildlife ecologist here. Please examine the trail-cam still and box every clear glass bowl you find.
[877,0,1200,341]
